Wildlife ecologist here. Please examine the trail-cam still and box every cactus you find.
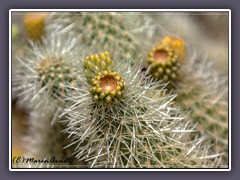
[12,34,85,168]
[60,52,222,168]
[147,36,185,85]
[48,12,145,64]
[12,33,81,110]
[23,12,49,41]
[23,105,84,168]
[174,53,228,164]
[83,51,113,82]
[146,35,228,165]
[11,11,228,169]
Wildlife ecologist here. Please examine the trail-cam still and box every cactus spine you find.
[61,52,221,168]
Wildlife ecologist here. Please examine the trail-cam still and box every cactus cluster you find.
[12,11,228,169]
[48,12,144,64]
[35,58,78,98]
[12,34,81,109]
[12,34,84,168]
[145,34,228,164]
[25,105,83,168]
[84,52,124,102]
[148,36,185,85]
[23,12,48,41]
[61,54,221,168]
[83,51,112,82]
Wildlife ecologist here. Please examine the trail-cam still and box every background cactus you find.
[24,104,84,168]
[133,12,228,165]
[23,12,49,41]
[174,52,228,164]
[11,11,229,169]
[48,12,148,64]
[145,33,228,164]
[147,36,185,86]
[12,33,86,168]
[12,33,81,109]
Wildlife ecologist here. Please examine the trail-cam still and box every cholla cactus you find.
[148,36,185,84]
[12,34,85,168]
[83,51,112,82]
[23,104,85,168]
[61,52,221,168]
[23,12,49,41]
[174,52,228,163]
[12,11,228,169]
[146,35,228,164]
[48,12,145,64]
[12,34,81,110]
[84,52,124,102]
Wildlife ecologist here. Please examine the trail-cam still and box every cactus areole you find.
[90,71,124,102]
[153,49,169,64]
[100,74,118,92]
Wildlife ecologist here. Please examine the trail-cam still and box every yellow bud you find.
[87,61,93,69]
[90,55,95,60]
[94,55,100,62]
[110,91,116,97]
[163,37,171,44]
[115,75,121,81]
[116,86,121,91]
[99,53,106,60]
[106,57,111,64]
[92,79,98,85]
[96,87,102,94]
[148,51,153,57]
[103,70,108,75]
[163,75,169,81]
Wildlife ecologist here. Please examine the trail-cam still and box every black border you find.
[1,0,239,179]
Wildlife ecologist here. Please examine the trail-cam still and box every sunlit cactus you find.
[147,36,185,88]
[60,53,222,168]
[11,11,228,169]
[83,51,113,82]
[144,32,228,164]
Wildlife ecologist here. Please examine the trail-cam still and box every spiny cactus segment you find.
[36,58,78,98]
[84,51,112,81]
[148,36,185,83]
